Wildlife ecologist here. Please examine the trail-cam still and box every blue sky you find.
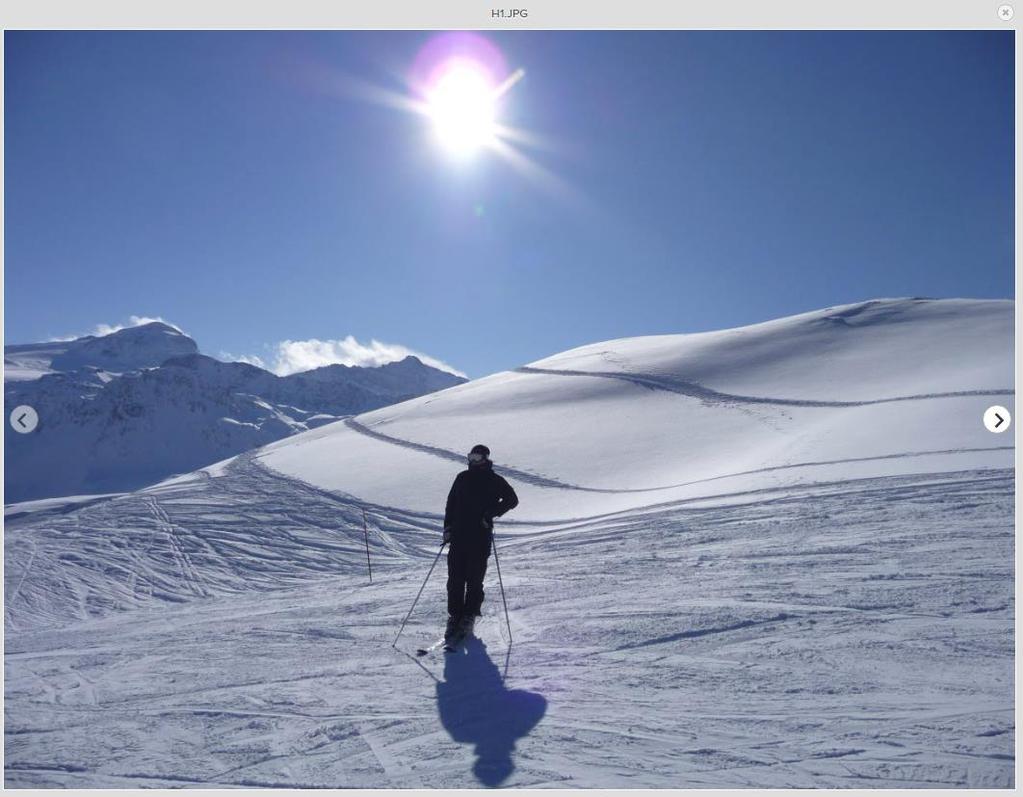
[5,31,1014,377]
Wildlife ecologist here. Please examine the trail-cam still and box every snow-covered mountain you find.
[4,323,466,502]
[5,299,1014,788]
[5,321,198,380]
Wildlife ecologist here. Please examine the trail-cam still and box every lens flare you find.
[299,32,576,204]
[426,59,498,154]
[409,32,514,158]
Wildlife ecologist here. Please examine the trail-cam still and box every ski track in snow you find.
[4,458,1013,788]
[343,418,602,492]
[344,416,1012,498]
[514,365,1014,409]
[4,451,450,631]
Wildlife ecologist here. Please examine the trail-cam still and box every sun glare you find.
[426,60,498,155]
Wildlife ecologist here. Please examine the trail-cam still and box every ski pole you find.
[362,509,372,584]
[492,533,512,647]
[392,541,446,647]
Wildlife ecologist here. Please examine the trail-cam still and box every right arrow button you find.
[983,405,1012,434]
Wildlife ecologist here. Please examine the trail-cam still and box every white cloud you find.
[265,336,466,378]
[92,316,184,336]
[218,351,268,370]
[52,321,465,379]
[50,316,185,341]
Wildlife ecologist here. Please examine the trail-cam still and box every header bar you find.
[1,0,1019,30]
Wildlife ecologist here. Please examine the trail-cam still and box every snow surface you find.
[5,341,82,382]
[3,493,123,522]
[4,298,1014,788]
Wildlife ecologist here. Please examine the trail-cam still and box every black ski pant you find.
[447,536,491,619]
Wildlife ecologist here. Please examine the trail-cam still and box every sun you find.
[425,59,498,155]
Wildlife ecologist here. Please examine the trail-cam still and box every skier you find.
[442,444,519,644]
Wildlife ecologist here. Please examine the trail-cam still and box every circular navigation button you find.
[983,405,1011,434]
[9,405,39,434]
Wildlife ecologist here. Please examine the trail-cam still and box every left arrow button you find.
[9,405,39,434]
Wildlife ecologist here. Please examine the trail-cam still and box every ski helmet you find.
[468,444,490,465]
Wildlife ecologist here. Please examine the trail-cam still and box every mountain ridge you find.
[4,323,467,502]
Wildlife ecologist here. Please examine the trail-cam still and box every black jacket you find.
[443,462,519,541]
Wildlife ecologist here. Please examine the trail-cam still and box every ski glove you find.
[443,527,452,544]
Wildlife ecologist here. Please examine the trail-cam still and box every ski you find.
[417,617,477,655]
[416,637,447,656]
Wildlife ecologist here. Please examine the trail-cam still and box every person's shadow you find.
[436,637,547,786]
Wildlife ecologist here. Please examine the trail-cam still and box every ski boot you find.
[444,614,462,644]
[458,614,477,638]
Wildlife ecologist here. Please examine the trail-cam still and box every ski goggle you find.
[467,452,488,464]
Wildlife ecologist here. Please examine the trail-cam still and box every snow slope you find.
[4,341,75,382]
[4,298,1014,788]
[259,298,1013,520]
